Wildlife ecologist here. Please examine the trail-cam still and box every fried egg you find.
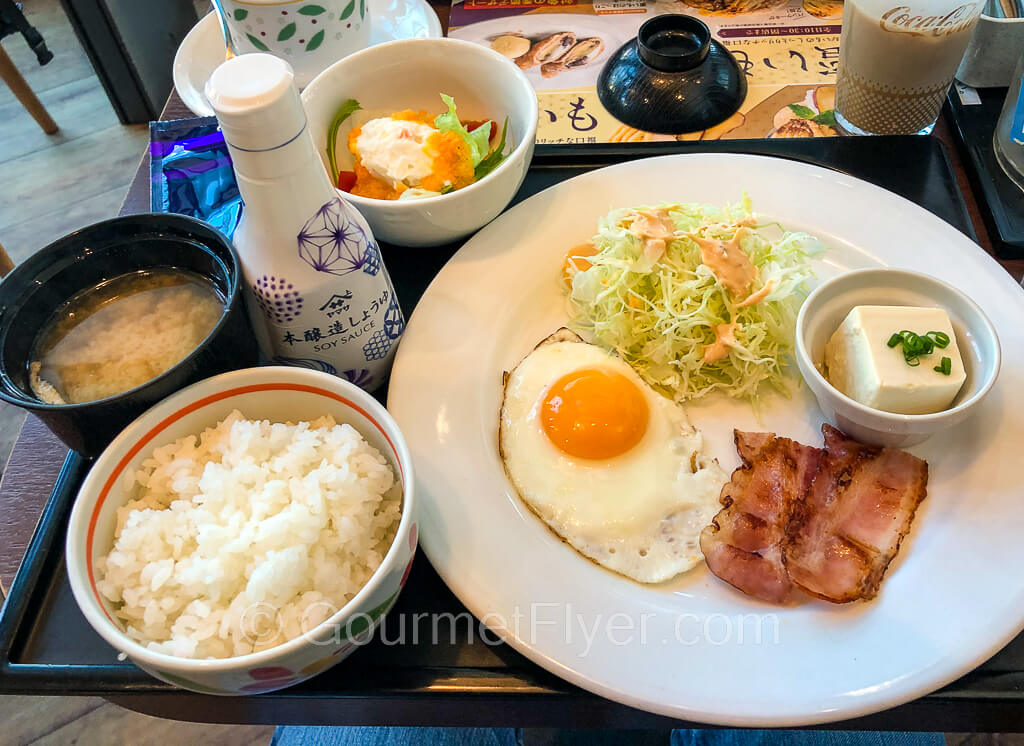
[499,329,727,583]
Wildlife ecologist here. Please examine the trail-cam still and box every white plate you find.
[387,153,1024,727]
[173,0,443,117]
[450,14,630,91]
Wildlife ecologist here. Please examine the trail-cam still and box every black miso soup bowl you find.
[0,213,259,456]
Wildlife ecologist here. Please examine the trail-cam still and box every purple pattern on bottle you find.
[297,198,380,276]
[270,356,338,375]
[254,276,304,324]
[341,368,373,387]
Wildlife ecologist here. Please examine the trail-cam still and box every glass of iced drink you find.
[835,0,984,135]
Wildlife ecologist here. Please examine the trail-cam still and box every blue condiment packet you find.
[149,117,242,238]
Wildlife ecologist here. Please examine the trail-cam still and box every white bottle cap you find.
[205,53,306,152]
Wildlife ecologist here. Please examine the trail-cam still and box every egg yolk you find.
[562,242,598,284]
[346,112,476,200]
[421,131,474,193]
[541,367,649,460]
[392,109,435,126]
[348,125,405,200]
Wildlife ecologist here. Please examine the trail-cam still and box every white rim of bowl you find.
[301,37,539,208]
[66,366,416,673]
[795,267,1002,424]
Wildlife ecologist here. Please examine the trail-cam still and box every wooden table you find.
[2,1,1024,729]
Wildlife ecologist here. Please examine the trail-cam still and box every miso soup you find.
[29,268,225,405]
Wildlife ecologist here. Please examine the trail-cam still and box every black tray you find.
[945,90,1024,260]
[6,136,1023,731]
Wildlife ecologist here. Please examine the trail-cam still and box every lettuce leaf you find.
[468,122,492,165]
[327,98,361,183]
[434,93,490,167]
[473,117,509,182]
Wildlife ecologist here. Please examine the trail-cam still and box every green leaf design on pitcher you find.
[247,33,270,51]
[340,0,355,19]
[278,22,296,41]
[359,0,366,19]
[306,29,325,51]
[233,8,248,20]
[298,4,326,14]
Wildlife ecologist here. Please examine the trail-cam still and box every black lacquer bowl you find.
[597,15,747,135]
[0,213,259,456]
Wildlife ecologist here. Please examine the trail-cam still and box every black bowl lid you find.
[597,15,747,136]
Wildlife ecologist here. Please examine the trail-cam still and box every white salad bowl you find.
[65,366,417,695]
[301,37,538,247]
[795,268,1001,448]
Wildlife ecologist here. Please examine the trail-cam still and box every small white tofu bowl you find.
[795,268,1000,448]
[65,366,417,695]
[301,38,538,247]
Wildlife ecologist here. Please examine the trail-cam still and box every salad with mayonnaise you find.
[564,197,826,403]
[326,95,509,201]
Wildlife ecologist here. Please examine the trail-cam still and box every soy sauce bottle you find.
[206,53,403,391]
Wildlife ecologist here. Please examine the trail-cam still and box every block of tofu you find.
[823,305,966,415]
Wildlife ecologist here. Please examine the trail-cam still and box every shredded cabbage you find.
[566,196,826,403]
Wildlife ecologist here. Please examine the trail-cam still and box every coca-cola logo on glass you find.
[879,2,979,35]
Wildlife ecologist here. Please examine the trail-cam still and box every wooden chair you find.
[0,0,57,134]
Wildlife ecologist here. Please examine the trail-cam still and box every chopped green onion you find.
[889,328,953,371]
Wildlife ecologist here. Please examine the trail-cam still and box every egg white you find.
[499,333,727,583]
[356,117,436,188]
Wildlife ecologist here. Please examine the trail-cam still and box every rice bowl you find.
[98,411,402,659]
[66,366,417,695]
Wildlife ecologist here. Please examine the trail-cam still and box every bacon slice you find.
[699,431,823,603]
[783,424,928,603]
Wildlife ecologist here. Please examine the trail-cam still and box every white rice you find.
[95,410,402,659]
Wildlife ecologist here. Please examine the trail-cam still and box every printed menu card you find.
[448,0,843,143]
